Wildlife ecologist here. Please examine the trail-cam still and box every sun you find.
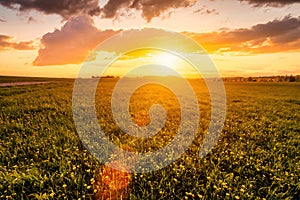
[102,49,192,77]
[155,52,178,67]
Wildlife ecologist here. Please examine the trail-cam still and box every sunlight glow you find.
[155,53,178,67]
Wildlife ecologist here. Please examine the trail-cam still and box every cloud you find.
[1,0,300,22]
[194,6,219,15]
[185,15,300,54]
[0,18,6,22]
[34,26,204,66]
[0,0,196,21]
[32,14,300,66]
[0,35,35,51]
[0,0,101,19]
[33,15,119,66]
[98,28,201,53]
[33,15,300,66]
[27,16,36,24]
[102,0,197,22]
[240,0,300,7]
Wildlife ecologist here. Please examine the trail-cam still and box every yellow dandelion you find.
[49,192,55,198]
[90,178,95,184]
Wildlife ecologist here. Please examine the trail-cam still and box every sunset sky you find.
[0,0,300,78]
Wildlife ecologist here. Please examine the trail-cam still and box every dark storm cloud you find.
[102,0,197,22]
[0,35,35,50]
[186,15,300,53]
[33,15,119,66]
[240,0,300,7]
[0,0,101,19]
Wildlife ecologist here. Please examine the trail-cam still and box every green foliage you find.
[0,79,299,199]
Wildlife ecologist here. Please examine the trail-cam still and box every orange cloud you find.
[33,15,300,66]
[33,16,119,66]
[185,15,300,54]
[0,35,35,51]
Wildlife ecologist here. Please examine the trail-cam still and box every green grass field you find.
[0,77,299,199]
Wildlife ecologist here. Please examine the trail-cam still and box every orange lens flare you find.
[101,161,131,191]
[94,145,135,200]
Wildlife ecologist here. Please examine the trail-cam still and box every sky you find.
[0,0,300,78]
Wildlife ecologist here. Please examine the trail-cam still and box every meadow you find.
[0,76,299,199]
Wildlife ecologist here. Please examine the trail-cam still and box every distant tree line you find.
[223,75,300,82]
[91,75,119,79]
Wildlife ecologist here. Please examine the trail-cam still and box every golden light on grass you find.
[94,145,135,200]
[94,165,131,200]
[101,161,131,191]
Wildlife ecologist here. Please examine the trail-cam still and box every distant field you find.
[0,77,299,199]
[0,76,69,84]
